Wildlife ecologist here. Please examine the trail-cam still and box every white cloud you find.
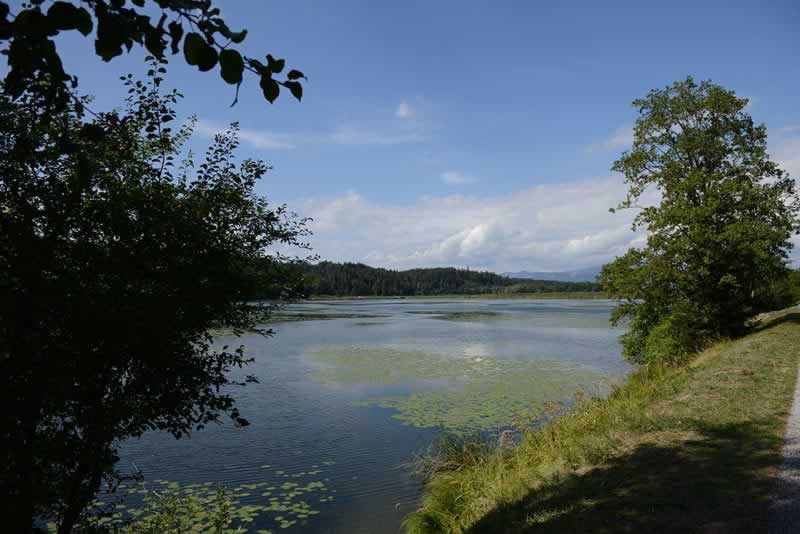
[196,120,421,150]
[296,176,654,272]
[396,100,413,119]
[774,133,800,266]
[774,135,800,180]
[440,171,471,185]
[328,126,420,146]
[195,121,297,150]
[589,125,634,152]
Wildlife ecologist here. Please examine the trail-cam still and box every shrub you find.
[644,312,703,366]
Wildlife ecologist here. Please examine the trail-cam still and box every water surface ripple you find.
[116,299,627,533]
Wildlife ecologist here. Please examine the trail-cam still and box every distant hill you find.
[502,266,602,283]
[289,261,602,297]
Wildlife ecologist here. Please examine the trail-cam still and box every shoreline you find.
[407,307,800,533]
[304,291,608,301]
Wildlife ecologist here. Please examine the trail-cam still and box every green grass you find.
[406,308,800,533]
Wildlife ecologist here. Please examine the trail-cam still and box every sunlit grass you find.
[406,309,800,533]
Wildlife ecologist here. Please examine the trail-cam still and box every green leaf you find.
[168,21,183,55]
[47,2,93,36]
[266,54,285,74]
[144,29,165,58]
[282,80,302,101]
[183,32,204,65]
[219,49,244,85]
[94,8,126,62]
[248,58,268,76]
[94,36,123,62]
[16,9,54,37]
[286,69,305,80]
[183,32,217,72]
[259,76,279,103]
[229,29,247,44]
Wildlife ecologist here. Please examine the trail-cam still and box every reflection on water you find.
[463,342,490,359]
[116,299,627,533]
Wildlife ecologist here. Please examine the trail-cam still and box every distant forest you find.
[295,261,602,297]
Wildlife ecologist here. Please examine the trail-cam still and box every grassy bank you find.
[407,308,800,533]
[306,291,607,301]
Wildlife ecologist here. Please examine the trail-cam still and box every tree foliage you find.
[296,261,602,297]
[0,69,309,532]
[600,78,800,364]
[0,0,305,107]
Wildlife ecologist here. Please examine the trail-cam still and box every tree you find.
[0,0,305,107]
[289,261,601,297]
[0,67,310,532]
[600,78,800,364]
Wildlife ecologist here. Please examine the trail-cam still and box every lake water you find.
[114,298,628,533]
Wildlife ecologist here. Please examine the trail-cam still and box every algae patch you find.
[307,346,611,431]
[80,465,338,532]
[270,312,388,323]
[430,311,514,322]
[405,310,514,321]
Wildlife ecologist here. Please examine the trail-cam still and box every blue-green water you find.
[115,299,627,533]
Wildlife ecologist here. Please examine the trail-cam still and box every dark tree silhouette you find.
[295,261,601,297]
[0,0,305,107]
[0,70,309,532]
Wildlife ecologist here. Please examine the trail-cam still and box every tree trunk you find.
[5,390,37,533]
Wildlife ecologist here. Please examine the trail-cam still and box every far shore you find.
[304,291,608,301]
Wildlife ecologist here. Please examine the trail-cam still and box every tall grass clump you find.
[406,308,800,533]
[404,364,677,534]
[411,432,502,482]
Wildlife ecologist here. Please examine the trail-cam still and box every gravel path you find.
[769,360,800,533]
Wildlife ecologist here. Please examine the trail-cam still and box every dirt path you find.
[769,358,800,533]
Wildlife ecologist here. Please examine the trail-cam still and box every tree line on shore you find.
[287,261,602,297]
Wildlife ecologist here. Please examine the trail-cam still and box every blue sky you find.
[27,0,800,271]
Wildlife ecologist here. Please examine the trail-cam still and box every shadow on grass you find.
[468,420,792,533]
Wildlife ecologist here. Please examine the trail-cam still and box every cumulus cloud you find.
[396,99,413,119]
[296,177,654,272]
[196,120,420,150]
[440,171,471,185]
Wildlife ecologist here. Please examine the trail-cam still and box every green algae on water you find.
[429,311,514,321]
[309,346,477,385]
[307,345,613,430]
[75,465,337,533]
[270,312,389,323]
[404,310,514,321]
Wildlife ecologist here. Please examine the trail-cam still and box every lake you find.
[112,298,628,533]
